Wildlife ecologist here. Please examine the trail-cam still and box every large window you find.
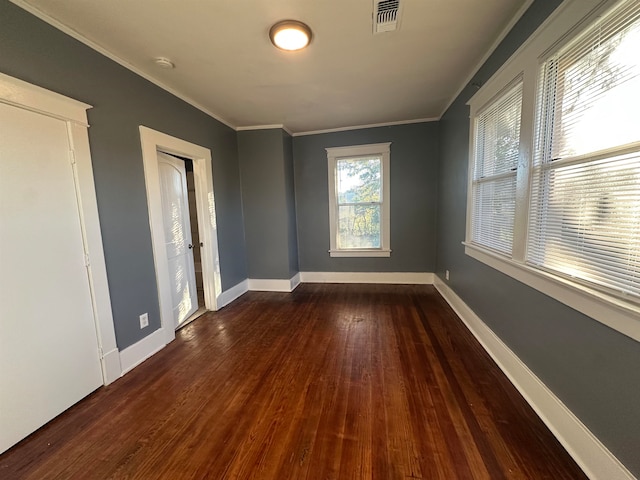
[326,143,391,257]
[529,0,640,300]
[466,0,640,342]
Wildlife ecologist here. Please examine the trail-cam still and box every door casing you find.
[140,126,221,346]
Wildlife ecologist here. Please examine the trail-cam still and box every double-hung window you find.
[470,81,523,255]
[326,143,391,257]
[528,0,640,299]
[466,0,640,341]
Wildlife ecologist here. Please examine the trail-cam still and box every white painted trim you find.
[326,143,391,257]
[440,0,535,117]
[433,276,635,480]
[236,124,293,136]
[293,117,438,137]
[290,272,301,290]
[0,71,90,125]
[247,275,301,292]
[140,126,222,346]
[118,328,167,376]
[329,249,391,258]
[1,72,120,386]
[300,272,434,284]
[217,280,249,308]
[101,348,122,386]
[67,122,120,385]
[464,243,640,343]
[9,0,236,131]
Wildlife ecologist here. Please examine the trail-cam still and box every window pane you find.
[337,157,381,204]
[474,83,522,179]
[528,151,640,298]
[472,176,517,255]
[338,204,381,249]
[535,0,640,164]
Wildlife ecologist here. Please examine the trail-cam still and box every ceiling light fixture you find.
[154,57,175,69]
[269,20,312,51]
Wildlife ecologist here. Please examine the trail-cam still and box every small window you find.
[326,143,391,257]
[470,81,523,255]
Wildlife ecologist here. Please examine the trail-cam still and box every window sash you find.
[470,81,523,255]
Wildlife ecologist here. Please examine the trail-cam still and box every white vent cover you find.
[373,0,401,33]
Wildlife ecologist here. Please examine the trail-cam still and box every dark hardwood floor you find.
[0,284,587,479]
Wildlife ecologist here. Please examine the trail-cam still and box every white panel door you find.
[0,102,103,453]
[157,152,198,328]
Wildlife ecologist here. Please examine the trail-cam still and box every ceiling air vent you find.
[373,0,401,34]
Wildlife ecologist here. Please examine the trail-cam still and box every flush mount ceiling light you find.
[269,20,312,51]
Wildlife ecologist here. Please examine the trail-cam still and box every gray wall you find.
[435,0,640,475]
[0,0,247,349]
[238,129,298,279]
[283,132,300,277]
[293,123,439,272]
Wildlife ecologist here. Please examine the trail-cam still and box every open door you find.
[157,151,198,328]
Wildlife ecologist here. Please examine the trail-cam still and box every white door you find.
[0,102,103,453]
[157,152,198,328]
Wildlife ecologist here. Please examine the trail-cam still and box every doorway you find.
[140,127,222,345]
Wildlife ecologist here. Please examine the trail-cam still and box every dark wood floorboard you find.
[0,284,588,479]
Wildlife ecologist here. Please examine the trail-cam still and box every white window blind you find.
[528,0,640,300]
[471,82,523,255]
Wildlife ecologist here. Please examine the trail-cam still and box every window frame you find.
[465,0,640,343]
[326,143,391,258]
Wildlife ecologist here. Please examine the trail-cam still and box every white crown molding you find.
[292,117,439,137]
[433,276,635,480]
[9,0,237,131]
[440,0,535,117]
[236,124,294,136]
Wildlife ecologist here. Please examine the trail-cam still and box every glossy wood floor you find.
[0,284,587,479]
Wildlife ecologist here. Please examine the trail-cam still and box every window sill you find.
[463,242,640,343]
[329,249,391,258]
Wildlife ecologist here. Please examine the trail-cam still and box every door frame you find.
[140,126,221,345]
[0,72,120,385]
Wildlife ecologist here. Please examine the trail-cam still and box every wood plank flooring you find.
[0,284,588,479]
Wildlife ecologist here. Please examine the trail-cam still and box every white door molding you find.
[140,126,221,346]
[0,71,120,386]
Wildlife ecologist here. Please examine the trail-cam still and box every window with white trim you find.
[326,143,391,257]
[470,81,523,255]
[466,0,640,342]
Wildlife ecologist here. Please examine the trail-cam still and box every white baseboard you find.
[290,272,301,290]
[217,279,249,308]
[100,348,121,385]
[300,271,434,284]
[248,274,301,292]
[118,328,167,377]
[433,276,634,480]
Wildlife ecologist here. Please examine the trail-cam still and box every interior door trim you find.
[139,126,221,347]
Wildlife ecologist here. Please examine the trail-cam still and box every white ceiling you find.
[15,0,530,133]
